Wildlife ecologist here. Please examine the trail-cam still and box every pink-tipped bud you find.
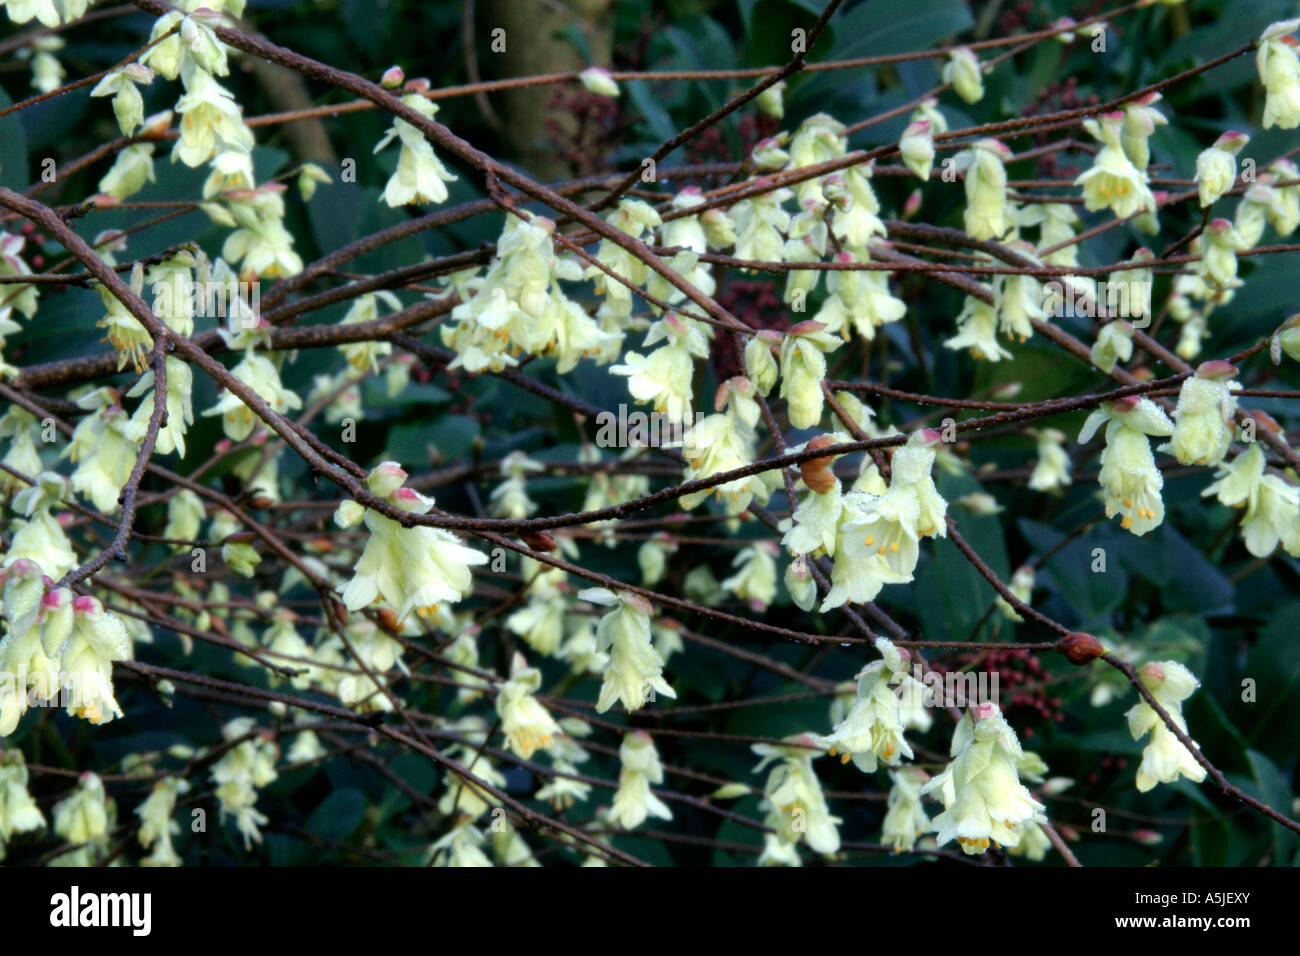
[788,319,827,337]
[41,588,70,610]
[971,701,999,721]
[6,557,39,579]
[977,138,1013,158]
[367,461,409,498]
[1139,661,1166,685]
[903,189,923,219]
[1213,130,1249,153]
[1195,359,1237,379]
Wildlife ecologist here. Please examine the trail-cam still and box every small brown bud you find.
[520,529,556,552]
[1057,631,1104,665]
[800,435,838,494]
[1249,409,1282,433]
[376,607,402,633]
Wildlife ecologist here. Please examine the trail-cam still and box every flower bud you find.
[756,80,785,119]
[1057,631,1105,665]
[366,461,408,498]
[944,47,984,104]
[519,529,556,552]
[334,499,365,529]
[799,435,838,494]
[579,67,620,98]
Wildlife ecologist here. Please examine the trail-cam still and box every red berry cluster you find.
[542,87,629,177]
[996,0,1038,34]
[19,220,47,268]
[1086,752,1129,786]
[943,646,1064,736]
[718,278,787,331]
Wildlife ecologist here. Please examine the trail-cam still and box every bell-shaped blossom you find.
[752,735,841,857]
[1125,661,1208,792]
[779,320,839,428]
[496,653,562,759]
[921,702,1047,855]
[1257,20,1300,129]
[611,313,707,424]
[963,139,1012,240]
[581,588,675,713]
[1195,131,1249,207]
[1076,113,1156,219]
[59,596,132,725]
[994,243,1046,342]
[90,63,154,136]
[721,541,779,610]
[943,47,984,103]
[583,199,662,319]
[1029,428,1072,492]
[202,352,302,442]
[341,487,486,624]
[5,473,77,581]
[900,120,934,180]
[61,394,138,513]
[946,290,1012,361]
[221,186,303,278]
[1202,442,1300,557]
[1077,397,1174,536]
[136,776,189,867]
[816,639,925,772]
[815,252,906,342]
[881,767,931,853]
[210,717,278,849]
[51,772,112,865]
[610,731,672,829]
[1090,319,1134,373]
[1199,217,1249,288]
[172,67,253,167]
[1162,360,1240,466]
[0,749,45,852]
[98,143,156,200]
[787,113,847,206]
[1120,92,1167,174]
[373,94,457,206]
[732,183,793,267]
